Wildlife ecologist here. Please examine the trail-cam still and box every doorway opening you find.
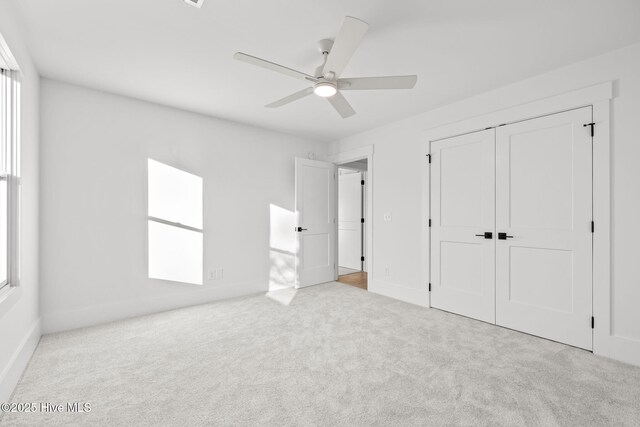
[293,148,372,290]
[337,159,368,290]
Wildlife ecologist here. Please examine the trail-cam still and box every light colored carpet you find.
[3,282,640,426]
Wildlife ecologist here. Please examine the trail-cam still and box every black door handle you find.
[475,232,493,239]
[498,232,514,240]
[296,227,308,232]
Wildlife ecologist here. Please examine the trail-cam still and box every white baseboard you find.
[43,281,266,334]
[594,333,640,368]
[368,279,428,307]
[0,318,41,402]
[610,337,640,367]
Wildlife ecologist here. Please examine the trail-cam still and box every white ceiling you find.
[12,0,640,142]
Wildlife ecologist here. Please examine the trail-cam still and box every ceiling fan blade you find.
[323,16,369,78]
[234,52,316,82]
[327,92,356,118]
[265,87,314,108]
[338,75,418,90]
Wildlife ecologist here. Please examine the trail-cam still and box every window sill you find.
[0,286,22,320]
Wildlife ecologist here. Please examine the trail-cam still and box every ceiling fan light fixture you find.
[313,82,337,98]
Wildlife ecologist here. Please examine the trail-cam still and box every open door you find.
[295,158,336,288]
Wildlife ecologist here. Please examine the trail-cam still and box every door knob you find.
[295,227,308,232]
[475,232,493,239]
[498,232,514,240]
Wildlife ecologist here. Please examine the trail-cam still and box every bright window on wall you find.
[147,159,203,285]
[0,67,20,292]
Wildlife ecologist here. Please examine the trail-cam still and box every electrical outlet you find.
[209,268,224,280]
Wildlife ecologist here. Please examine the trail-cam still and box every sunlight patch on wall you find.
[148,159,203,285]
[269,203,295,291]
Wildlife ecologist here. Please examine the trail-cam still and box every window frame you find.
[0,174,8,290]
[0,67,20,293]
[147,215,204,234]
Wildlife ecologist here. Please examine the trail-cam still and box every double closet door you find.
[430,107,593,350]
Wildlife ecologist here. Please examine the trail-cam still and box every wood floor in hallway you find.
[337,271,367,290]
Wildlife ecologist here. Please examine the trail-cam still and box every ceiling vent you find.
[183,0,204,8]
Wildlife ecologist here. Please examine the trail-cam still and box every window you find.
[147,159,203,285]
[0,67,20,291]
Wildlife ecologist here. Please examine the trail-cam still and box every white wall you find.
[331,41,640,366]
[0,2,41,401]
[40,80,326,333]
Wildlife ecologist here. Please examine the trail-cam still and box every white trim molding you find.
[0,318,41,402]
[43,280,266,334]
[421,81,639,366]
[424,82,613,143]
[0,58,22,311]
[589,100,640,367]
[0,33,20,71]
[0,286,21,319]
[369,278,428,307]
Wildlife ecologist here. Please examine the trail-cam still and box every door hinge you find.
[361,179,365,185]
[428,219,432,227]
[584,122,595,137]
[591,316,595,329]
[426,154,431,163]
[361,256,365,262]
[428,283,431,292]
[361,218,365,223]
[591,221,595,233]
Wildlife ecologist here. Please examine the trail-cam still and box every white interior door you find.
[338,171,362,271]
[430,129,496,323]
[495,107,593,350]
[295,158,336,288]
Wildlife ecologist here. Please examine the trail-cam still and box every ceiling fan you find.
[234,16,418,118]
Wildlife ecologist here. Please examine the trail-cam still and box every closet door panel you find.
[495,107,593,350]
[430,129,496,323]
